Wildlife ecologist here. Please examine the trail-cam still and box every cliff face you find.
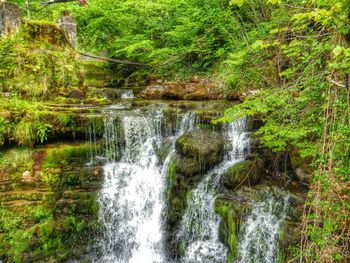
[0,139,103,262]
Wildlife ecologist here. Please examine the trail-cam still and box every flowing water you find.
[93,107,291,263]
[96,108,194,263]
[177,118,250,263]
[121,90,135,99]
[236,188,290,263]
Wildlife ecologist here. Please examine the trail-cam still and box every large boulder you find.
[175,130,224,176]
[222,157,266,189]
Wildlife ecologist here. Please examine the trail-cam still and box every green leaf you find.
[229,0,245,7]
[332,45,343,57]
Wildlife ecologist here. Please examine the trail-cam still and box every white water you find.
[94,110,290,263]
[236,188,290,263]
[96,110,194,263]
[121,90,135,99]
[177,118,250,263]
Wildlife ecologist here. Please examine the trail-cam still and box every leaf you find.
[267,0,281,5]
[229,0,245,7]
[332,45,344,57]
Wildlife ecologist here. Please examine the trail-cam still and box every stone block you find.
[57,13,77,46]
[0,2,21,36]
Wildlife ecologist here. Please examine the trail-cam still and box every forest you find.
[0,0,349,262]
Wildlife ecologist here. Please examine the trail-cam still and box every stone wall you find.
[57,14,77,47]
[0,2,21,36]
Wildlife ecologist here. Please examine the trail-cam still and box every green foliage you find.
[0,117,12,145]
[0,23,81,99]
[219,0,350,261]
[0,147,34,171]
[36,123,52,143]
[42,143,92,169]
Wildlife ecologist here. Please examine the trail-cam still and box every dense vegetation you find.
[1,0,349,262]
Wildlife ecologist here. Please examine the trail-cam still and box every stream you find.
[86,102,292,263]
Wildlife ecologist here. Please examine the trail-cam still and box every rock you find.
[226,91,240,100]
[189,76,202,83]
[57,12,77,47]
[157,138,173,163]
[22,171,35,182]
[0,2,22,36]
[68,90,85,100]
[222,158,266,189]
[278,220,302,262]
[93,167,102,176]
[295,167,311,184]
[175,130,224,175]
[139,78,224,100]
[183,91,210,100]
[174,156,203,176]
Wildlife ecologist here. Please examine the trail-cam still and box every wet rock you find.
[157,138,173,163]
[174,156,203,176]
[295,167,311,184]
[222,158,266,189]
[175,130,224,175]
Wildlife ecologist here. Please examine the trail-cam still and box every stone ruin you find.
[0,2,22,36]
[57,10,77,47]
[0,3,77,47]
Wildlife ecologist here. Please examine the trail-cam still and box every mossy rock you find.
[194,110,223,128]
[277,220,301,262]
[22,20,68,46]
[223,158,266,190]
[175,130,224,175]
[157,138,174,163]
[42,143,97,169]
[214,200,239,261]
[174,155,203,177]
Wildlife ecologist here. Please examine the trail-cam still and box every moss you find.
[0,189,100,262]
[22,20,68,46]
[175,130,224,175]
[82,60,123,88]
[222,158,265,190]
[42,143,94,169]
[174,156,203,176]
[214,200,238,261]
[0,147,34,181]
[165,161,190,231]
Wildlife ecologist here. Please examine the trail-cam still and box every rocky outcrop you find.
[215,185,305,263]
[222,157,266,189]
[139,77,225,100]
[175,129,224,176]
[0,142,102,262]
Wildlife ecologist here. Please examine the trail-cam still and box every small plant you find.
[36,123,52,143]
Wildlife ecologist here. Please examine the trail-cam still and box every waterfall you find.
[92,110,289,263]
[236,188,290,263]
[177,118,250,263]
[121,90,135,99]
[96,109,194,263]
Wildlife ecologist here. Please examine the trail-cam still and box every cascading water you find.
[96,109,195,263]
[177,118,250,263]
[91,109,290,263]
[121,90,135,99]
[235,188,290,263]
